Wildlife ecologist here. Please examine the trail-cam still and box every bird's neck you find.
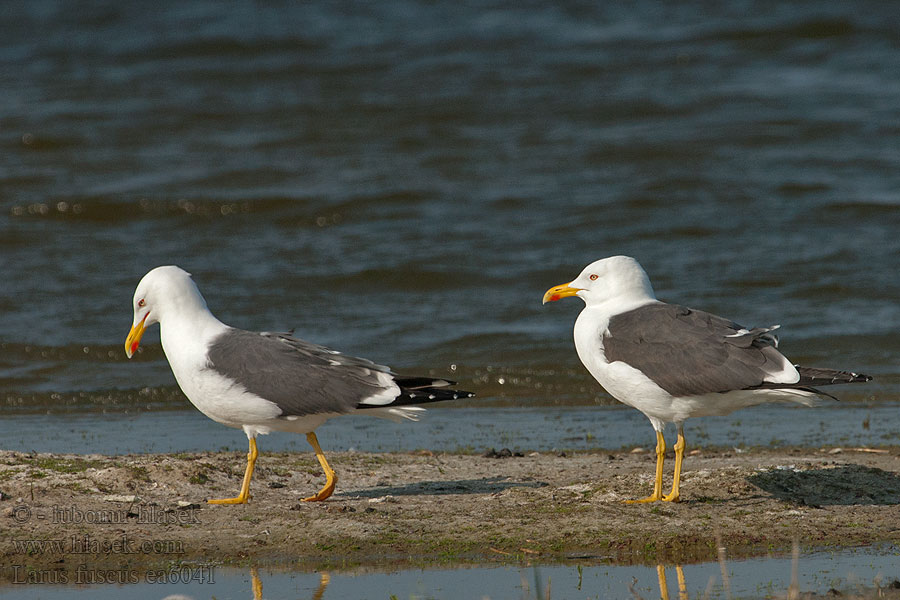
[572,297,658,383]
[585,294,658,318]
[159,307,229,367]
[574,295,657,351]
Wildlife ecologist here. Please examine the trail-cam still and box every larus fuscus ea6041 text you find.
[125,265,473,503]
[543,256,872,503]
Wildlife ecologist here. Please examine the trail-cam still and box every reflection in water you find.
[656,565,687,600]
[251,568,262,600]
[627,565,688,600]
[717,533,732,600]
[789,541,800,600]
[630,540,811,600]
[312,574,331,600]
[249,568,330,600]
[15,545,897,600]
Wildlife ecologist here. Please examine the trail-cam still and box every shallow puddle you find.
[3,546,898,599]
[1,403,897,456]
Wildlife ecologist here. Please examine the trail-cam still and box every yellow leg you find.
[663,427,685,503]
[625,430,665,503]
[302,432,337,502]
[208,437,258,504]
[658,564,670,600]
[676,565,687,600]
[658,564,687,600]
[312,573,331,600]
[251,567,262,600]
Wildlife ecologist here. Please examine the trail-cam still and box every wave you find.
[697,18,859,45]
[7,190,443,227]
[820,201,900,218]
[0,341,163,363]
[2,386,187,414]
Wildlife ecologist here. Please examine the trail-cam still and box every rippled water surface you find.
[2,546,899,599]
[3,3,900,599]
[2,1,898,432]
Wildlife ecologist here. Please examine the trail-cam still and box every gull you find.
[543,256,871,502]
[125,266,472,503]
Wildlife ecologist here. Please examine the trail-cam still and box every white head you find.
[542,256,656,309]
[125,266,208,357]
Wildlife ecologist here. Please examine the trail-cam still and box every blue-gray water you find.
[3,2,900,596]
[2,546,899,599]
[2,0,897,429]
[1,403,899,456]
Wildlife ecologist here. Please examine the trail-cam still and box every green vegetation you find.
[124,464,152,482]
[29,456,105,474]
[189,471,210,485]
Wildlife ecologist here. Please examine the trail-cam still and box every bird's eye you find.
[589,274,598,281]
[138,299,146,308]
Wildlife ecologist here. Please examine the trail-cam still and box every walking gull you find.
[125,266,473,503]
[543,256,871,503]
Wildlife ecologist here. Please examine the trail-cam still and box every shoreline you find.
[2,447,899,581]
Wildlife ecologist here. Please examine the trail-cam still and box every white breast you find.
[160,316,282,429]
[573,306,681,428]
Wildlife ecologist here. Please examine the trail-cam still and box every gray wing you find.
[603,303,789,397]
[205,328,397,417]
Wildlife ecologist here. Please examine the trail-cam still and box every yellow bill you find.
[542,282,582,304]
[125,313,149,358]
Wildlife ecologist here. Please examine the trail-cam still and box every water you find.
[2,1,899,595]
[1,403,899,456]
[2,0,897,419]
[2,546,899,599]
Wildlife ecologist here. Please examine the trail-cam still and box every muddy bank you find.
[1,447,899,582]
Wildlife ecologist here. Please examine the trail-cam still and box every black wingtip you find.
[793,366,874,386]
[356,386,475,410]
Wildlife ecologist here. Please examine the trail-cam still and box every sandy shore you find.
[2,446,899,582]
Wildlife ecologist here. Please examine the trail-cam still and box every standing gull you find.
[125,266,473,503]
[543,256,871,503]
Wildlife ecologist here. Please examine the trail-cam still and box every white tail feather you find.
[770,387,823,407]
[365,406,427,423]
